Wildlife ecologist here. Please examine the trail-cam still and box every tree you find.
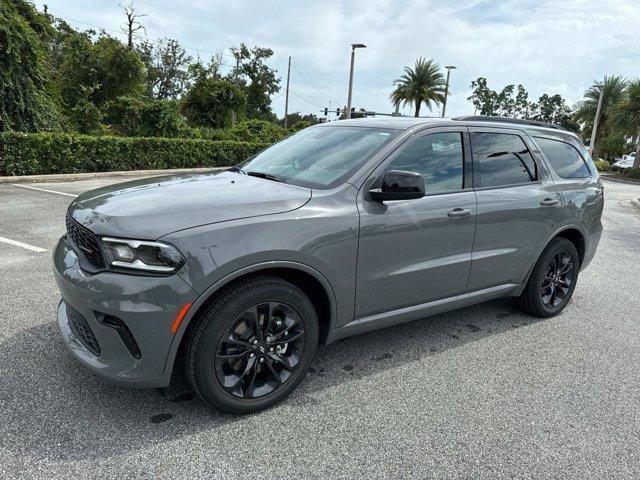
[278,112,320,129]
[137,38,193,100]
[182,77,247,129]
[57,34,145,131]
[0,0,64,131]
[120,1,146,49]
[573,76,627,159]
[468,78,529,117]
[614,79,640,167]
[230,44,281,120]
[531,94,578,132]
[390,57,445,117]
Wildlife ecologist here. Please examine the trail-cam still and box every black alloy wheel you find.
[540,250,575,308]
[517,237,580,318]
[214,302,306,399]
[187,276,319,414]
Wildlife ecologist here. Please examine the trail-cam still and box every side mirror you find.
[369,170,425,201]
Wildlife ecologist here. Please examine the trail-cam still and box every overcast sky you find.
[41,0,640,119]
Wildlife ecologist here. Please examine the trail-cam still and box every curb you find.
[600,175,640,186]
[0,166,229,184]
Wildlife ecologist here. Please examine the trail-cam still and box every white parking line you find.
[11,183,77,197]
[0,236,47,253]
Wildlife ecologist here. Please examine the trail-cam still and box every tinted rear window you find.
[535,137,591,178]
[471,132,538,187]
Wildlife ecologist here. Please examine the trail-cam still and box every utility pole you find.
[284,56,291,128]
[346,43,366,119]
[441,65,457,118]
[588,87,604,158]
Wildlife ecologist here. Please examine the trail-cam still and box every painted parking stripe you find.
[11,183,77,197]
[0,236,47,253]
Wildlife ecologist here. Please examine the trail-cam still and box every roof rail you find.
[452,115,566,131]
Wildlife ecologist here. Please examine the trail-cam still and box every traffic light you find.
[351,107,355,113]
[336,108,340,117]
[324,108,328,116]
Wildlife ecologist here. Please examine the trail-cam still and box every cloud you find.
[43,0,640,117]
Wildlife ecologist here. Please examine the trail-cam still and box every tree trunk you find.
[634,142,640,169]
[414,102,421,117]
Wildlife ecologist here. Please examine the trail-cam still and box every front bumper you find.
[53,235,197,388]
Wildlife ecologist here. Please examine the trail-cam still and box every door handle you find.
[447,208,472,218]
[540,198,559,206]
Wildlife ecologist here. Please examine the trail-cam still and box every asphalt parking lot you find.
[1,175,639,479]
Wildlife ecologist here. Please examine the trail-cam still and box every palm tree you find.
[614,79,640,167]
[390,58,445,117]
[573,75,626,159]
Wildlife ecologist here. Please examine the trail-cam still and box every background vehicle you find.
[613,152,636,168]
[54,116,604,413]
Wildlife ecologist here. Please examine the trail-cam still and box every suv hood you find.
[68,171,312,239]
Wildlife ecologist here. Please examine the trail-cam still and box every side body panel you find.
[528,132,604,270]
[354,127,477,317]
[161,184,361,330]
[467,127,563,290]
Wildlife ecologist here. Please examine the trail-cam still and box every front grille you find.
[65,214,105,268]
[66,302,101,356]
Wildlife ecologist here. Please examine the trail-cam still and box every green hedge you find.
[0,132,269,176]
[625,167,640,179]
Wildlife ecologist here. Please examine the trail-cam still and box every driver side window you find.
[387,132,464,193]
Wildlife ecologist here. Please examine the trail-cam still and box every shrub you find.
[227,119,287,143]
[182,77,246,129]
[0,132,268,176]
[104,97,189,138]
[625,167,640,179]
[594,159,610,172]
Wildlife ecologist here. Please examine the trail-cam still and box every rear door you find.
[355,127,477,318]
[467,128,562,291]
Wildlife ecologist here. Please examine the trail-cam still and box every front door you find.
[355,128,477,318]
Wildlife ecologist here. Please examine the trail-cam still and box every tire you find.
[516,237,580,318]
[187,275,319,414]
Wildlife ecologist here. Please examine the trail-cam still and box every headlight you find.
[101,237,185,273]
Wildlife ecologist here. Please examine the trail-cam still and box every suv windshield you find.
[240,126,400,188]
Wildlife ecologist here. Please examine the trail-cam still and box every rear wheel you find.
[517,237,579,317]
[187,276,318,414]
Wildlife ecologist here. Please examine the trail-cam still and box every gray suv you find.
[54,116,604,413]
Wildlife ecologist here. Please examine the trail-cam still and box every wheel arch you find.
[163,261,338,380]
[518,225,587,295]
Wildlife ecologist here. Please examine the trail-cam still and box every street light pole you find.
[441,65,457,118]
[346,43,366,119]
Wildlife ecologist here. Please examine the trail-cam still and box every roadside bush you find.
[625,167,640,179]
[594,159,610,172]
[227,119,287,143]
[104,97,189,138]
[0,132,269,176]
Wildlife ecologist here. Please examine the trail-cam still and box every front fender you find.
[160,260,338,380]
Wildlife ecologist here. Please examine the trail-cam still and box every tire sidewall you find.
[191,279,319,414]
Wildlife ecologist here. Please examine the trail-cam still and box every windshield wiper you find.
[228,165,246,174]
[245,171,287,183]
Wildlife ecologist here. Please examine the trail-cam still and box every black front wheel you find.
[187,276,319,414]
[517,237,580,317]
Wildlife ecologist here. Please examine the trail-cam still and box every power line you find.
[291,65,336,104]
[289,90,327,109]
